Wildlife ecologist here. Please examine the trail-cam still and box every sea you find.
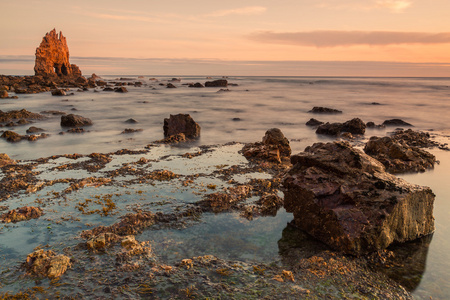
[1,76,450,299]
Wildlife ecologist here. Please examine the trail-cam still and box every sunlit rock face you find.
[283,141,435,256]
[34,29,82,78]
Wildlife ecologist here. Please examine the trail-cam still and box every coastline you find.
[1,75,450,299]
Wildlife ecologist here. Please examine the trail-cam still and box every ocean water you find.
[1,76,450,299]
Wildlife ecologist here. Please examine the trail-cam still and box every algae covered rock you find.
[24,249,71,278]
[283,141,435,255]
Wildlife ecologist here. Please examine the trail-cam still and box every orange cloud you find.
[248,30,450,47]
[206,6,267,17]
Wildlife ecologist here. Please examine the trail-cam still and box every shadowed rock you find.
[163,114,200,139]
[306,118,324,126]
[308,107,342,114]
[316,118,366,136]
[61,114,93,127]
[205,79,228,87]
[242,128,291,163]
[382,119,413,127]
[283,141,435,255]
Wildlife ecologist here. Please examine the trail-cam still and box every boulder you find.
[166,83,177,88]
[364,136,436,173]
[189,82,204,88]
[24,249,71,278]
[114,87,128,93]
[242,128,291,163]
[0,90,8,98]
[316,118,366,136]
[283,141,435,255]
[51,89,66,96]
[308,107,342,114]
[1,131,23,142]
[305,118,324,126]
[60,114,93,127]
[163,114,200,139]
[382,119,413,127]
[205,79,228,87]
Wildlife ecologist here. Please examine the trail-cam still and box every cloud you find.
[376,0,412,13]
[206,6,267,17]
[83,12,164,23]
[248,30,450,47]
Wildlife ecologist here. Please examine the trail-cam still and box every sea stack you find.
[34,29,82,79]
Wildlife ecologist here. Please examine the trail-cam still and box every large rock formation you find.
[242,128,291,163]
[283,141,435,255]
[34,29,82,78]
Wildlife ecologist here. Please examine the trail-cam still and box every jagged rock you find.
[163,114,200,139]
[316,118,366,136]
[306,118,324,126]
[308,107,342,114]
[283,141,435,255]
[60,114,93,127]
[382,119,413,127]
[166,83,177,88]
[0,109,45,124]
[364,136,436,173]
[24,249,71,278]
[125,118,138,124]
[0,153,15,167]
[86,232,121,251]
[205,79,228,87]
[34,29,82,79]
[1,206,43,223]
[154,133,187,144]
[242,128,291,163]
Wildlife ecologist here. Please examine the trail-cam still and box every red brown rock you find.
[242,128,291,163]
[34,29,82,79]
[24,249,71,278]
[1,206,43,223]
[163,114,201,139]
[283,141,435,255]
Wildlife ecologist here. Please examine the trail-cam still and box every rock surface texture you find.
[60,114,93,127]
[242,128,291,163]
[34,29,82,78]
[283,141,435,255]
[163,114,201,139]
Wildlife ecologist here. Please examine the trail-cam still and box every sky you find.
[1,0,450,76]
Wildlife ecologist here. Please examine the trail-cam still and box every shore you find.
[1,75,450,299]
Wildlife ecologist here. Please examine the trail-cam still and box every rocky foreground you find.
[0,123,444,298]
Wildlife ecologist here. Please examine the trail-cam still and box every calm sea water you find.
[1,76,450,299]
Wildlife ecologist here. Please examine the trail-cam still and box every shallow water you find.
[1,76,450,298]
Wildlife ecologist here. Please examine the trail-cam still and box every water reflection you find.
[372,234,433,292]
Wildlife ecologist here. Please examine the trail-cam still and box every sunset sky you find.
[1,0,450,76]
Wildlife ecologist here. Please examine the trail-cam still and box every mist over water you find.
[2,76,450,160]
[1,76,450,299]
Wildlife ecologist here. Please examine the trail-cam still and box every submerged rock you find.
[305,118,324,126]
[308,107,342,114]
[0,153,15,167]
[60,114,93,127]
[364,136,436,173]
[24,249,71,278]
[382,119,413,127]
[163,114,201,139]
[283,141,435,255]
[0,206,43,223]
[1,130,23,142]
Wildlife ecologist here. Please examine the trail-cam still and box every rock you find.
[51,89,66,96]
[166,83,177,88]
[26,126,45,134]
[103,87,114,92]
[125,118,138,124]
[364,136,436,173]
[341,118,366,135]
[0,90,8,98]
[315,122,342,136]
[154,133,187,144]
[242,128,291,163]
[60,114,93,127]
[121,128,143,134]
[1,130,23,142]
[24,249,71,278]
[316,118,366,136]
[308,107,342,114]
[114,87,128,93]
[305,118,324,126]
[382,119,413,127]
[189,82,204,88]
[0,109,45,124]
[283,141,435,255]
[86,232,121,251]
[163,114,201,139]
[34,29,83,79]
[0,153,15,167]
[205,79,228,87]
[1,206,43,223]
